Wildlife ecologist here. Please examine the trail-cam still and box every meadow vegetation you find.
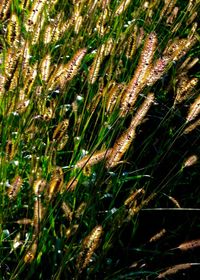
[0,0,200,279]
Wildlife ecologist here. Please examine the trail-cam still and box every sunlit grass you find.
[0,0,200,279]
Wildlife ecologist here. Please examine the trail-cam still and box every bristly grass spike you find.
[0,0,11,20]
[65,177,78,192]
[182,155,198,168]
[76,225,103,271]
[40,54,51,82]
[7,176,23,199]
[25,0,47,31]
[48,166,64,200]
[157,263,200,279]
[183,118,200,134]
[62,202,73,222]
[6,14,20,47]
[24,241,38,263]
[186,95,200,123]
[149,228,166,243]
[33,179,46,196]
[108,93,154,168]
[120,33,157,116]
[75,149,112,169]
[115,0,131,16]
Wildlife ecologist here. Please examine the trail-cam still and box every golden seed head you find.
[7,176,23,199]
[183,155,198,168]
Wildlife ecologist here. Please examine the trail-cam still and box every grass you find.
[0,0,200,279]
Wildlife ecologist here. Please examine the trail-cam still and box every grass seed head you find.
[149,228,166,243]
[77,225,103,271]
[183,155,198,168]
[108,93,154,168]
[186,95,200,123]
[25,0,47,31]
[65,177,79,192]
[7,176,23,199]
[175,76,198,104]
[6,14,20,47]
[40,54,51,82]
[183,118,200,134]
[124,188,145,208]
[24,242,38,263]
[52,119,69,142]
[33,179,46,196]
[75,149,112,169]
[57,48,87,88]
[115,0,131,16]
[157,263,194,279]
[33,198,45,233]
[0,0,11,20]
[177,239,200,251]
[62,202,73,222]
[48,166,64,200]
[15,218,33,225]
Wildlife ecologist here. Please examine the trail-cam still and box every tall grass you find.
[0,0,200,279]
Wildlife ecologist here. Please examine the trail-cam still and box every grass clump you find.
[0,0,200,279]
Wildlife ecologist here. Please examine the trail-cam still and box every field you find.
[0,0,200,279]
